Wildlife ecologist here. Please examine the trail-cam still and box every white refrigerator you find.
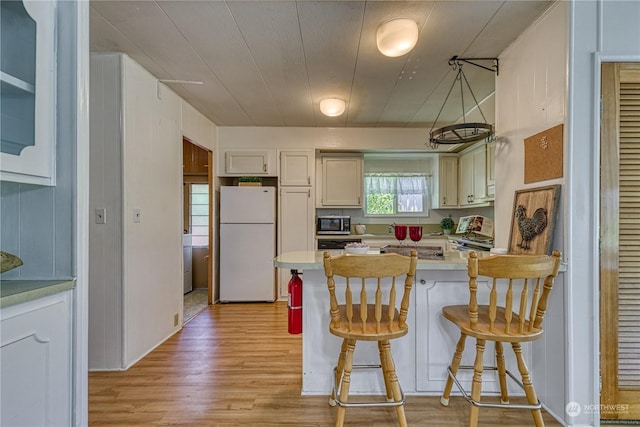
[219,186,276,302]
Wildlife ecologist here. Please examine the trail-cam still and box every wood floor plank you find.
[89,302,562,426]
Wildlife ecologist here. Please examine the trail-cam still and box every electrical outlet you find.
[174,313,179,326]
[95,208,106,224]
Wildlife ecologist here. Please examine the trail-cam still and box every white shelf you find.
[1,71,35,94]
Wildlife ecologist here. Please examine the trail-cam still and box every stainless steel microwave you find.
[316,215,351,235]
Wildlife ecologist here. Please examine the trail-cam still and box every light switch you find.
[95,208,106,224]
[133,208,141,223]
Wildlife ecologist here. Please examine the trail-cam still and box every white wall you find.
[218,126,450,152]
[89,53,124,369]
[495,3,568,423]
[89,53,184,370]
[122,56,183,366]
[182,100,216,151]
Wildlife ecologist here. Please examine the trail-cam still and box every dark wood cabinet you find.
[183,139,208,175]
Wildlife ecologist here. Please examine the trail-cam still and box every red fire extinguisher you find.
[288,269,303,334]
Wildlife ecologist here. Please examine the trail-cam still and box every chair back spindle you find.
[323,251,417,339]
[466,250,561,337]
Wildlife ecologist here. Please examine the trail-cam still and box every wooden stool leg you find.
[330,339,349,406]
[380,340,407,427]
[512,343,545,427]
[469,338,486,427]
[495,341,509,404]
[441,333,467,406]
[378,340,393,401]
[335,339,356,427]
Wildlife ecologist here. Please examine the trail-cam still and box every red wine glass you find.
[394,225,407,246]
[409,226,423,247]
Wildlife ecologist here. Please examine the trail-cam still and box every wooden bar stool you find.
[322,250,418,427]
[440,250,562,427]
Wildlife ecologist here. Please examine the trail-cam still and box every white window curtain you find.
[364,174,431,215]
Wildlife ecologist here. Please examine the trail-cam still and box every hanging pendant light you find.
[427,56,498,149]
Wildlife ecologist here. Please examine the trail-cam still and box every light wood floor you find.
[89,302,562,426]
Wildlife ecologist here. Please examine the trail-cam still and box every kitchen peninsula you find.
[275,249,508,397]
[276,250,566,398]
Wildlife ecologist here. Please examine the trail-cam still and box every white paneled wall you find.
[495,2,568,422]
[182,100,215,151]
[89,53,184,370]
[495,2,567,250]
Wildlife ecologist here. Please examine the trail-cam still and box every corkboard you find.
[524,124,563,183]
[508,185,561,255]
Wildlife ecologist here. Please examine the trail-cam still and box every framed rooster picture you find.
[508,185,561,255]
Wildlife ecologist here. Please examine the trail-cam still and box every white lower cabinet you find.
[414,272,530,394]
[1,290,72,426]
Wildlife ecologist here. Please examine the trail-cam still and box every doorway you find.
[182,137,213,323]
[599,62,640,421]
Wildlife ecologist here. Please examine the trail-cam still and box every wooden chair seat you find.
[330,304,408,341]
[440,250,562,427]
[323,250,418,427]
[442,305,543,342]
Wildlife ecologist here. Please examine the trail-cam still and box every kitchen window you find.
[364,174,431,216]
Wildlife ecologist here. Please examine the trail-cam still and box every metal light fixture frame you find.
[428,56,499,149]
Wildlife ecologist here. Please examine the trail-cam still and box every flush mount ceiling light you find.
[320,98,346,117]
[427,56,499,149]
[376,18,419,57]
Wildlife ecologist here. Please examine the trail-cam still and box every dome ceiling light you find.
[376,18,419,57]
[427,56,499,149]
[320,98,346,117]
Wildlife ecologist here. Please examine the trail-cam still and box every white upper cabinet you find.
[0,0,56,185]
[279,150,314,187]
[458,144,488,206]
[486,141,496,199]
[222,149,276,176]
[319,155,363,207]
[432,155,458,209]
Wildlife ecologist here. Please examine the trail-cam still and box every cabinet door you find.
[458,151,474,206]
[224,150,274,175]
[0,0,56,185]
[1,291,72,426]
[439,156,458,207]
[486,142,496,198]
[279,150,314,186]
[414,272,533,393]
[320,156,363,207]
[471,145,487,202]
[458,144,487,206]
[183,140,209,175]
[278,186,315,297]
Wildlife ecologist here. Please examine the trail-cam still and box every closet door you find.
[600,62,640,420]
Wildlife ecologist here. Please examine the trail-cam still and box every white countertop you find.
[316,233,450,240]
[274,250,567,272]
[274,250,480,271]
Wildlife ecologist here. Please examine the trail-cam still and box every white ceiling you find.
[90,0,553,129]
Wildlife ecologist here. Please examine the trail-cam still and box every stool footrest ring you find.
[331,364,406,408]
[446,365,541,410]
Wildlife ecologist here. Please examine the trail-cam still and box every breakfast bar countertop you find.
[274,250,479,271]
